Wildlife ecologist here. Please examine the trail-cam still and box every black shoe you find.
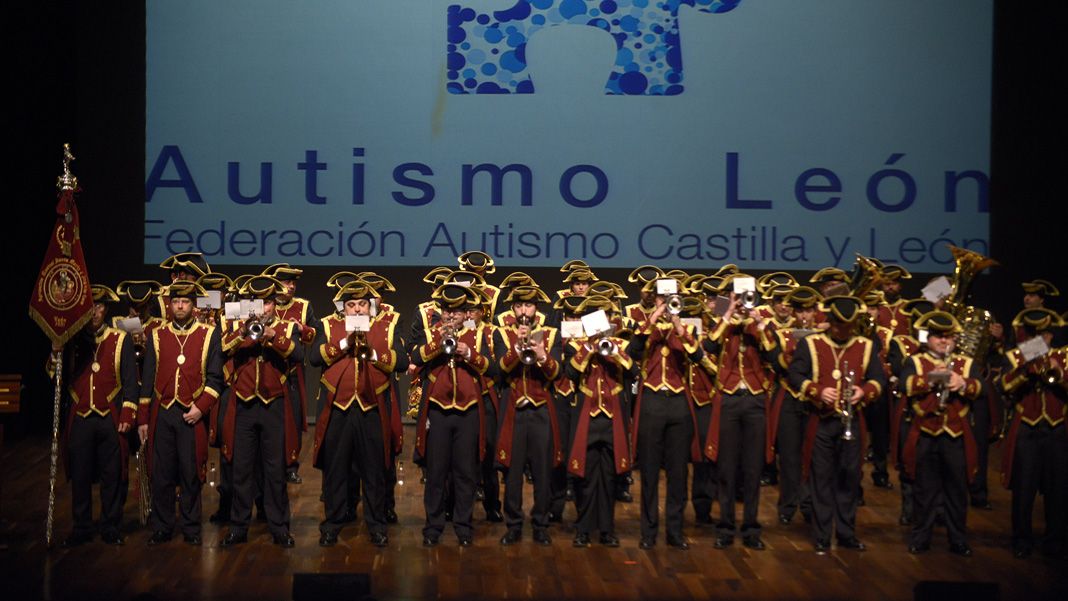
[220,532,247,547]
[422,535,440,548]
[273,533,295,548]
[971,500,993,511]
[713,535,734,549]
[61,532,93,548]
[600,533,620,548]
[899,513,912,526]
[814,539,830,553]
[458,536,472,547]
[183,534,202,546]
[908,543,930,555]
[743,537,766,551]
[778,514,792,525]
[949,543,972,557]
[667,535,690,550]
[319,532,338,547]
[639,537,655,550]
[1013,547,1031,559]
[384,508,398,524]
[370,532,388,547]
[101,531,124,546]
[548,512,563,524]
[147,531,171,546]
[616,490,633,503]
[286,471,302,484]
[573,533,591,548]
[837,537,866,551]
[500,530,521,546]
[486,509,503,523]
[533,530,552,546]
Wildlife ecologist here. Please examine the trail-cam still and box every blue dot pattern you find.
[446,0,742,95]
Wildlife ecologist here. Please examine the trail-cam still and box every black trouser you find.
[321,405,387,536]
[503,404,552,532]
[231,399,290,538]
[776,393,812,520]
[895,408,915,521]
[1010,422,1068,553]
[150,403,203,537]
[637,391,693,542]
[575,416,616,536]
[423,406,479,540]
[691,403,716,521]
[969,383,993,505]
[716,392,765,540]
[911,434,968,547]
[286,375,303,476]
[809,415,862,543]
[481,397,501,515]
[68,413,124,537]
[863,391,889,482]
[549,394,573,518]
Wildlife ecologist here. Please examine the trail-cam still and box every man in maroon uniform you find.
[788,296,886,553]
[312,282,407,547]
[138,281,223,546]
[899,311,984,556]
[217,276,302,548]
[999,308,1068,558]
[494,286,561,546]
[51,285,139,547]
[412,284,493,546]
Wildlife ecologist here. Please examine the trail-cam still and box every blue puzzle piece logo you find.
[446,0,742,95]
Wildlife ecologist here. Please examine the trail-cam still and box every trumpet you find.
[935,359,955,414]
[440,323,459,367]
[246,315,265,341]
[741,290,758,310]
[353,330,372,361]
[837,360,856,441]
[666,294,683,315]
[135,448,151,526]
[597,336,618,357]
[517,315,539,365]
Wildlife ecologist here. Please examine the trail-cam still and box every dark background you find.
[5,2,1065,436]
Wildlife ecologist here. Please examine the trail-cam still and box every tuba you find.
[942,245,998,361]
[849,254,884,337]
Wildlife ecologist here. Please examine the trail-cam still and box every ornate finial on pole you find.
[56,143,78,192]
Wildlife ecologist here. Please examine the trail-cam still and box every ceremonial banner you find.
[29,144,93,346]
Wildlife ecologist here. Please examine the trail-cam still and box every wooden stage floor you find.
[1,428,1065,601]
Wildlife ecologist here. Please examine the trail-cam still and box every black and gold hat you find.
[913,311,962,335]
[441,270,487,288]
[333,281,381,303]
[563,268,598,283]
[457,251,496,275]
[554,295,587,315]
[239,276,287,301]
[698,276,725,297]
[503,285,551,305]
[159,252,210,278]
[818,295,867,323]
[91,284,120,304]
[678,296,705,317]
[784,286,822,309]
[763,284,796,302]
[560,259,590,273]
[902,298,936,319]
[628,265,664,284]
[261,263,303,281]
[810,267,850,285]
[422,266,453,286]
[196,272,235,293]
[1021,279,1060,297]
[577,295,618,315]
[116,280,163,305]
[862,290,887,307]
[232,275,256,295]
[356,272,396,293]
[757,272,798,294]
[681,274,709,295]
[165,281,208,300]
[1012,308,1065,332]
[500,272,539,289]
[664,269,690,282]
[587,280,627,299]
[713,264,739,277]
[326,271,360,290]
[432,283,484,310]
[881,264,912,281]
